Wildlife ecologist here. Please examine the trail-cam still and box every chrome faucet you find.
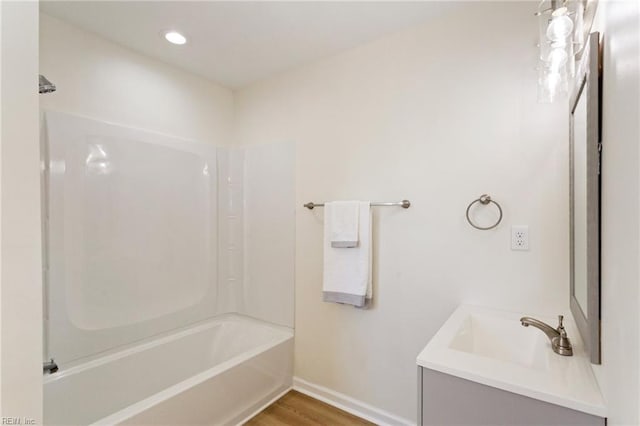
[520,315,573,356]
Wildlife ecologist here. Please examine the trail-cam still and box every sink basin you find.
[449,313,549,370]
[416,305,606,418]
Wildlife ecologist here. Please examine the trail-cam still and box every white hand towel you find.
[327,201,360,248]
[323,201,372,308]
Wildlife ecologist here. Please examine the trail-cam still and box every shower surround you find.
[42,111,295,424]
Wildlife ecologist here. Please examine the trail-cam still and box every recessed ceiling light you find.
[163,31,187,45]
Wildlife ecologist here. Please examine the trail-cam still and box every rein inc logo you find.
[1,418,35,425]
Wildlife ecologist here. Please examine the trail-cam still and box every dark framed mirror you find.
[569,32,601,364]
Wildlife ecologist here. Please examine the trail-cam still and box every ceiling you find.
[40,1,460,89]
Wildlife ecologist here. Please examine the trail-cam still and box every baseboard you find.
[293,377,412,426]
[234,385,292,426]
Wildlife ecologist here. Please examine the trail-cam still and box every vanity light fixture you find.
[536,0,585,103]
[163,30,187,45]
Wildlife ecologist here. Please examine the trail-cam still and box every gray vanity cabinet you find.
[418,367,605,426]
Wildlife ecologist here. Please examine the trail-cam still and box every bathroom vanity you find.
[416,305,606,426]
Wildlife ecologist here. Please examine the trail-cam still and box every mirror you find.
[570,32,601,364]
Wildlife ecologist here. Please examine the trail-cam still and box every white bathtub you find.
[44,315,293,425]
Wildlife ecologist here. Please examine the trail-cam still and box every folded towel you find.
[327,201,360,248]
[323,201,372,308]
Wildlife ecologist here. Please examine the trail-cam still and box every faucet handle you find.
[558,315,564,327]
[557,315,568,336]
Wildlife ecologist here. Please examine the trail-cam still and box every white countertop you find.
[416,305,606,418]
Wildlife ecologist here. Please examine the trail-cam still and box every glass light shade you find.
[565,37,576,77]
[536,0,580,103]
[548,47,569,72]
[547,13,574,41]
[537,0,554,60]
[538,67,569,103]
[567,0,585,54]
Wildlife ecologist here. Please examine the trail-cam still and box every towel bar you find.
[303,200,410,210]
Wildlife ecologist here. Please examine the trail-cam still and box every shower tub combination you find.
[44,316,293,425]
[42,111,295,425]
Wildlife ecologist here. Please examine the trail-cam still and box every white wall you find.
[39,14,234,145]
[0,1,42,422]
[590,2,640,425]
[235,2,568,421]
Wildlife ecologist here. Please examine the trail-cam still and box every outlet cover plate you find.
[511,225,529,251]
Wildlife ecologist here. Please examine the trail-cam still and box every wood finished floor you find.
[245,390,375,426]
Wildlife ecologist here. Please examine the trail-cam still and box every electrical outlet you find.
[511,225,529,251]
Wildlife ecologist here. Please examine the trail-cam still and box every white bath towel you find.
[323,201,372,308]
[327,201,360,248]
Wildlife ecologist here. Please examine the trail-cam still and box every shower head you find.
[39,75,56,94]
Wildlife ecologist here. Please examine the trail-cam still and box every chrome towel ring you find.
[466,194,503,230]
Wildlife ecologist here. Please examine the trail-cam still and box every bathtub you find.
[44,315,293,425]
